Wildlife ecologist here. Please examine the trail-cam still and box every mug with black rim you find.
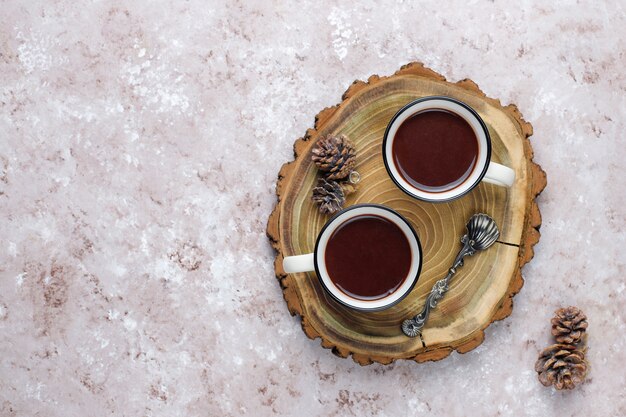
[282,204,422,312]
[382,96,515,203]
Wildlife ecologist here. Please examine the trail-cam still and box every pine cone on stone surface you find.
[311,178,355,214]
[535,344,588,390]
[311,134,356,180]
[551,306,588,345]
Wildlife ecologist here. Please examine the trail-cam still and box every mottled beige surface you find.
[0,1,625,416]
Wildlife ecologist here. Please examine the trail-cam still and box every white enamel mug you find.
[282,204,422,311]
[383,96,515,202]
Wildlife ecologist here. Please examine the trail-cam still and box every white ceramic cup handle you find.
[283,253,315,273]
[483,162,515,187]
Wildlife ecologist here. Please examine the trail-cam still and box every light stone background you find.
[1,1,625,416]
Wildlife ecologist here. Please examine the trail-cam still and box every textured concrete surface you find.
[1,1,625,416]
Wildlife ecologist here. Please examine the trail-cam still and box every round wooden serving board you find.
[267,62,547,365]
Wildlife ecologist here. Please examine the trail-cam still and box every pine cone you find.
[311,134,356,180]
[535,344,587,390]
[311,178,354,214]
[551,306,588,344]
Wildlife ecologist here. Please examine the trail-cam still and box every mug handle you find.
[482,162,515,187]
[283,253,315,273]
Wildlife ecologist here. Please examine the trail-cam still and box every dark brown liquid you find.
[324,214,412,301]
[392,109,479,192]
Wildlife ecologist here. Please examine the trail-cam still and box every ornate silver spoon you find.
[402,213,500,337]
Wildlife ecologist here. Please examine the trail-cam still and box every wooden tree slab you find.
[267,62,547,365]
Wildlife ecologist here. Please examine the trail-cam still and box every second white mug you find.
[282,204,422,311]
[382,96,515,203]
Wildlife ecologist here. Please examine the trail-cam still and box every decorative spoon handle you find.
[402,214,500,338]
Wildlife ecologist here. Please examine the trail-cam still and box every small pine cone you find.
[311,178,352,214]
[551,306,588,345]
[535,344,587,390]
[311,134,356,180]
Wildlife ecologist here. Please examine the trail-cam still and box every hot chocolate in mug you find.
[282,204,422,311]
[383,96,515,202]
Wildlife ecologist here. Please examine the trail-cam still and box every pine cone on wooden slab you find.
[551,306,588,345]
[311,134,356,180]
[535,344,588,390]
[311,178,355,215]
